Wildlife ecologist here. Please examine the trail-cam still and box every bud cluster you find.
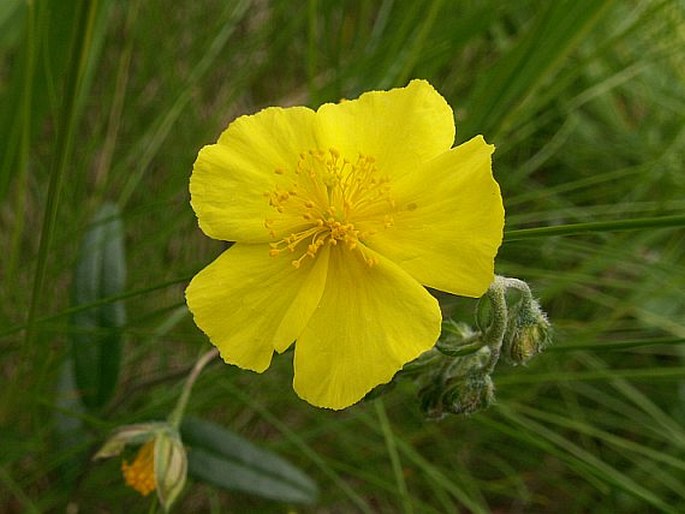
[406,276,551,419]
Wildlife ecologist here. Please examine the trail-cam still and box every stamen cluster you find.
[264,148,395,268]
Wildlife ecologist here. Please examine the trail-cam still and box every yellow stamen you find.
[264,148,395,268]
[121,440,156,497]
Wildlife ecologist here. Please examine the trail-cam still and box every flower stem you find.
[481,277,510,374]
[375,399,414,514]
[168,348,218,428]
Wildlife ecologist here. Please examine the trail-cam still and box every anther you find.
[264,146,397,269]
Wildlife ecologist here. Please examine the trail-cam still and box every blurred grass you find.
[1,0,684,512]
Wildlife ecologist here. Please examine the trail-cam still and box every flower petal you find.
[316,79,455,179]
[190,106,320,243]
[360,135,504,297]
[185,243,329,371]
[293,245,441,410]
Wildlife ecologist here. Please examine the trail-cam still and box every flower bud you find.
[418,378,448,419]
[441,373,495,417]
[504,298,552,365]
[418,370,495,419]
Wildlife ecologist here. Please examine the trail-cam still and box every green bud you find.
[418,370,495,419]
[504,298,552,365]
[417,378,448,420]
[441,373,495,417]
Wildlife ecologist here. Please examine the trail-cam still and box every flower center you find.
[121,440,156,497]
[265,148,395,268]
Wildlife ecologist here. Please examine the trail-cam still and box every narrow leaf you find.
[69,202,126,409]
[53,359,92,487]
[181,417,318,505]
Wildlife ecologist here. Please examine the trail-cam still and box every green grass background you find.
[1,0,684,512]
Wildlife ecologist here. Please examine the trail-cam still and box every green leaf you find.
[181,417,318,505]
[53,359,92,488]
[69,202,126,409]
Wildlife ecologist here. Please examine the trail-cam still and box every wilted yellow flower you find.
[121,439,156,496]
[95,423,187,511]
[186,79,504,409]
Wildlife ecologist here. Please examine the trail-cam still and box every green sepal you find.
[154,428,188,512]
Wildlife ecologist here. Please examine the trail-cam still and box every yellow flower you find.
[186,79,504,410]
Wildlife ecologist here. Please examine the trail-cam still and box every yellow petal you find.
[121,440,156,497]
[190,106,320,243]
[316,79,454,179]
[185,243,329,371]
[360,135,504,297]
[293,245,441,410]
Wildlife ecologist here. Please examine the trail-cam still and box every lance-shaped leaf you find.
[70,202,126,409]
[181,417,318,505]
[53,359,91,487]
